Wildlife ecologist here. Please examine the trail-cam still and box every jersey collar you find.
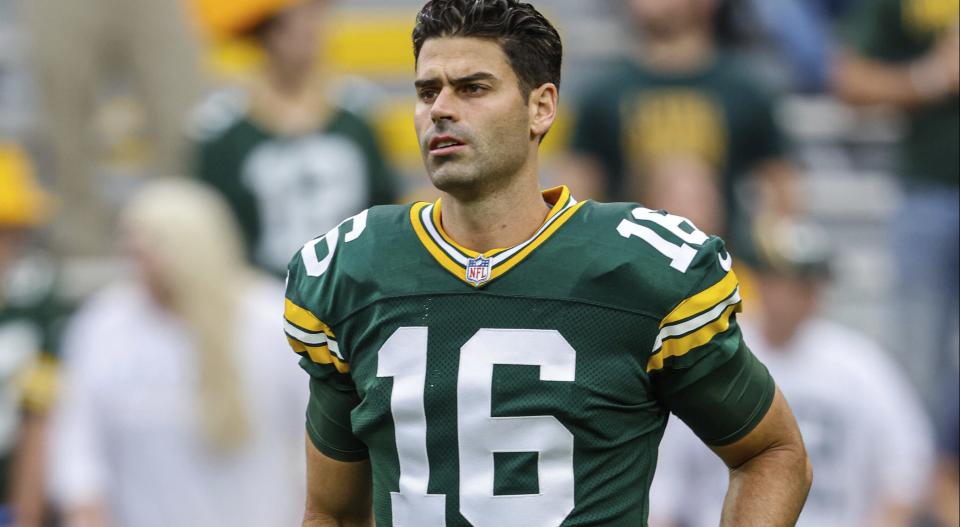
[410,186,585,288]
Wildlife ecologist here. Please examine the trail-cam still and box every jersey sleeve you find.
[648,237,775,446]
[284,251,368,461]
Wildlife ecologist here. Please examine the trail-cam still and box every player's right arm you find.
[621,206,812,524]
[303,438,372,527]
[710,387,812,527]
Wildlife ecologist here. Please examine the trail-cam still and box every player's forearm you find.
[719,442,812,526]
[303,439,373,527]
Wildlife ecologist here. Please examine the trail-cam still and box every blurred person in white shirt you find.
[46,179,307,527]
[650,219,935,527]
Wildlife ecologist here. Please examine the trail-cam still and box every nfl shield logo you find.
[466,255,491,285]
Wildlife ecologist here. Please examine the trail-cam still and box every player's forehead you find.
[415,36,515,84]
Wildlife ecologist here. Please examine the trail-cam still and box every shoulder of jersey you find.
[286,204,414,322]
[569,201,736,319]
[185,87,250,143]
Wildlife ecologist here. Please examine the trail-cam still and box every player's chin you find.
[428,165,483,194]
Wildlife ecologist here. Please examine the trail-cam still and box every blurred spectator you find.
[747,0,862,92]
[22,0,205,258]
[832,0,959,425]
[649,219,935,527]
[0,143,67,527]
[562,0,797,245]
[47,180,306,527]
[189,0,398,276]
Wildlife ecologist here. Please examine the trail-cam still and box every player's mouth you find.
[428,135,467,156]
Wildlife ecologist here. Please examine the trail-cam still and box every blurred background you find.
[0,0,956,526]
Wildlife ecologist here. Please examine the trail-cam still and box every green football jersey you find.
[284,187,774,526]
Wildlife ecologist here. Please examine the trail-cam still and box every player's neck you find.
[636,30,714,74]
[439,172,551,254]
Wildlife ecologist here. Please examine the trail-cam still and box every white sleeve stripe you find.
[284,321,344,360]
[651,288,741,353]
[284,321,328,346]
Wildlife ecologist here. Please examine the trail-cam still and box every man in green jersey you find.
[285,1,812,525]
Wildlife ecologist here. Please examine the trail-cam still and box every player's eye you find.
[418,88,439,102]
[461,83,487,95]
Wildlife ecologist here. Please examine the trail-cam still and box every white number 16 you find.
[377,327,577,527]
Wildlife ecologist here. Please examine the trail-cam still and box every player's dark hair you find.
[412,0,563,96]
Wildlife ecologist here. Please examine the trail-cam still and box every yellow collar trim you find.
[410,186,585,288]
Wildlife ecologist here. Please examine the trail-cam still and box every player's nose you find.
[430,87,459,123]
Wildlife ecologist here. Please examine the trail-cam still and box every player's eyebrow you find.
[414,71,498,89]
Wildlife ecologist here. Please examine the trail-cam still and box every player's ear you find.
[528,83,558,141]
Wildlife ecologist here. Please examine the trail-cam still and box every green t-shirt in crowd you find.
[283,187,775,526]
[191,89,398,275]
[844,0,959,188]
[570,53,786,226]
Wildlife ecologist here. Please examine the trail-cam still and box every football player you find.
[285,1,813,525]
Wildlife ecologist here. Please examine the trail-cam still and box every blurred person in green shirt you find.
[0,144,69,527]
[189,0,398,276]
[833,0,959,432]
[561,0,799,248]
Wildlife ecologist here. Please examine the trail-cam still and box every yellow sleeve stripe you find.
[287,337,351,374]
[647,301,741,372]
[661,270,738,328]
[284,298,335,337]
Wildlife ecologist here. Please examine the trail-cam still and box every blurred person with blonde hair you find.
[189,0,397,276]
[47,179,306,527]
[650,219,935,527]
[0,143,68,527]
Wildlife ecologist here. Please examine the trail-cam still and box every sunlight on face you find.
[414,37,534,198]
